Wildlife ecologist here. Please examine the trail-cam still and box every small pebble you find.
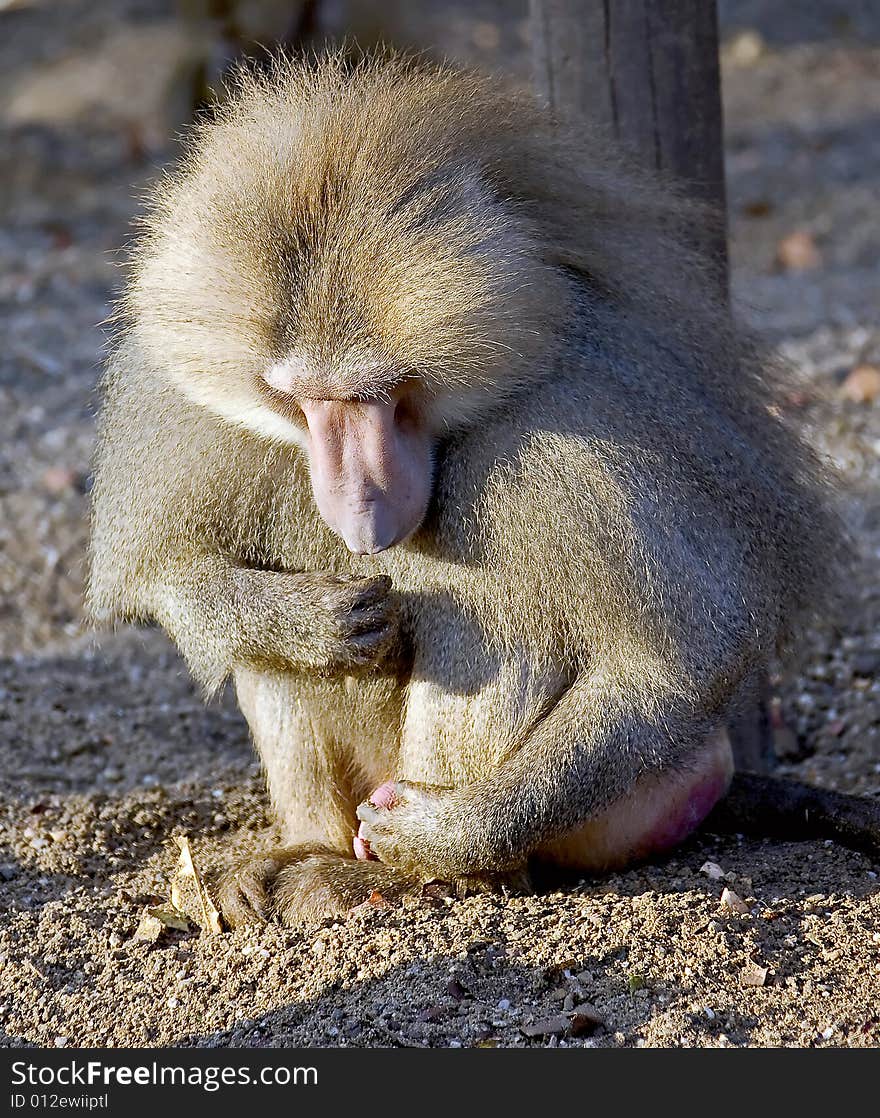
[840,365,880,405]
[740,962,770,988]
[42,466,77,494]
[522,1015,569,1038]
[720,888,750,915]
[775,230,821,272]
[446,978,469,1001]
[132,913,163,944]
[727,29,765,65]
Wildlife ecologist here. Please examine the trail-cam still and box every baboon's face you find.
[245,178,497,554]
[260,359,435,554]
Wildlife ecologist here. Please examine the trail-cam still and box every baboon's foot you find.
[272,850,418,924]
[216,846,311,927]
[353,779,398,861]
[216,844,416,927]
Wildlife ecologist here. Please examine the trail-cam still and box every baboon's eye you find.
[394,396,419,430]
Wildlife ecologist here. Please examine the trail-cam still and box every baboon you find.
[88,52,877,926]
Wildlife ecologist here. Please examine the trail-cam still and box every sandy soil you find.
[0,1,878,1048]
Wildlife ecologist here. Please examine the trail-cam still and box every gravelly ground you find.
[0,0,878,1049]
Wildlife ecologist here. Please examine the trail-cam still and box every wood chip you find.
[169,834,223,935]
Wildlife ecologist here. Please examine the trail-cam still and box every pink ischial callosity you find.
[298,398,433,555]
[639,758,732,853]
[535,726,735,871]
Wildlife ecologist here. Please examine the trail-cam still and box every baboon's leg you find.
[217,666,410,925]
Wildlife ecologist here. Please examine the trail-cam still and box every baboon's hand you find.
[356,781,474,879]
[285,572,399,674]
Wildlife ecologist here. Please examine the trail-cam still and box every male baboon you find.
[88,52,875,925]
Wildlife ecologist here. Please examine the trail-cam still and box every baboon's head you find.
[126,55,585,551]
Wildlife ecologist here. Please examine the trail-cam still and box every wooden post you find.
[530,0,727,274]
[529,0,774,772]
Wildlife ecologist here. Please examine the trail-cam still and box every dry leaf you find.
[169,834,223,935]
[147,905,190,932]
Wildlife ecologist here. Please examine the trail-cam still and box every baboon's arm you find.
[358,672,880,877]
[357,673,712,878]
[142,549,396,692]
